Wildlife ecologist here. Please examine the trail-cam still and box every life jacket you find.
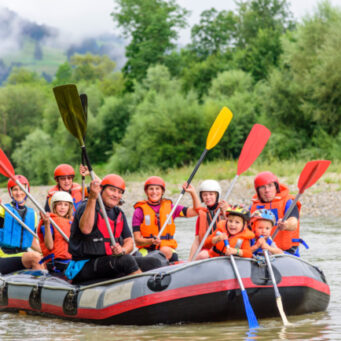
[68,205,124,260]
[0,203,36,250]
[134,199,177,249]
[37,213,72,261]
[250,183,301,251]
[209,220,255,258]
[47,183,83,214]
[197,207,224,250]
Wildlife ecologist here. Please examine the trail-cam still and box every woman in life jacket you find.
[250,209,283,255]
[38,191,74,273]
[188,180,226,260]
[133,176,200,262]
[45,164,88,215]
[250,171,301,255]
[0,175,43,274]
[197,204,254,259]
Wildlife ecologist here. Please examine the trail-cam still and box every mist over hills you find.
[0,7,126,84]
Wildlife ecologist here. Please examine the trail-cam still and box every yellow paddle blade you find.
[53,84,86,146]
[206,106,233,150]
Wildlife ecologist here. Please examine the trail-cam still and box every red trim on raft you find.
[5,275,329,320]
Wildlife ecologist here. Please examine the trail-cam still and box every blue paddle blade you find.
[242,290,259,329]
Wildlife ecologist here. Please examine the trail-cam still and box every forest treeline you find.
[0,0,341,184]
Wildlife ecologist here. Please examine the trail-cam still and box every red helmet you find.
[101,174,125,193]
[144,176,165,192]
[7,175,30,194]
[254,171,279,190]
[54,164,75,179]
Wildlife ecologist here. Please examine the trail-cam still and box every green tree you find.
[6,67,46,85]
[53,61,73,85]
[111,0,188,87]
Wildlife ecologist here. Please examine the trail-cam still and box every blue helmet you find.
[251,209,276,226]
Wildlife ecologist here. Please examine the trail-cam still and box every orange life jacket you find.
[37,213,72,261]
[47,183,84,214]
[197,207,224,250]
[209,220,255,258]
[250,183,301,251]
[134,199,177,249]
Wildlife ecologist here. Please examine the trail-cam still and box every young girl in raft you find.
[133,176,200,262]
[197,205,254,259]
[188,180,226,260]
[250,209,283,255]
[37,191,73,273]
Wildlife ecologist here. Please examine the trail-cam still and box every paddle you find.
[53,84,116,245]
[156,107,233,239]
[0,148,69,242]
[223,237,259,328]
[272,160,331,240]
[191,124,271,261]
[80,93,88,200]
[263,249,291,326]
[0,203,38,239]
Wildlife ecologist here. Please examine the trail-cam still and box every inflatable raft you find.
[0,254,330,325]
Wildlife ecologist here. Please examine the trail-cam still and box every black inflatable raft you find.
[0,254,330,325]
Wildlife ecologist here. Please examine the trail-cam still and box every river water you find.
[0,217,340,341]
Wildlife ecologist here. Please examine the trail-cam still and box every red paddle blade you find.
[0,148,15,178]
[298,160,331,194]
[237,124,271,175]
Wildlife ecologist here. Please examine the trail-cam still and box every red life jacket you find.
[37,213,71,260]
[250,183,301,251]
[209,220,255,258]
[197,207,224,250]
[47,183,83,214]
[134,199,177,249]
[97,211,124,255]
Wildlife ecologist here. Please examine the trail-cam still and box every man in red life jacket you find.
[250,171,301,255]
[65,174,161,283]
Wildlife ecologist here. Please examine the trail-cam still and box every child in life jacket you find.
[208,205,254,258]
[38,191,73,273]
[250,209,283,255]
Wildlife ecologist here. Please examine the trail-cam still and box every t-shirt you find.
[132,203,187,233]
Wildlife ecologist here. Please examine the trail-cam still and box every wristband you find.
[236,248,240,256]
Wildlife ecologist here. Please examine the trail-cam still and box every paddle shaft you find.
[157,149,208,239]
[14,180,69,242]
[81,146,116,245]
[191,174,239,261]
[263,250,290,326]
[81,151,86,200]
[80,93,87,201]
[0,203,38,239]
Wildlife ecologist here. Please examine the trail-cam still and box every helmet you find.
[54,164,75,179]
[254,171,279,190]
[226,204,250,221]
[50,191,74,209]
[251,209,276,227]
[144,176,165,192]
[101,174,125,193]
[7,175,30,194]
[198,180,221,202]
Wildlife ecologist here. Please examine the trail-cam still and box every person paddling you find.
[37,191,74,273]
[188,180,226,260]
[250,209,283,255]
[133,176,200,262]
[250,172,301,255]
[65,174,161,284]
[0,176,43,274]
[45,164,88,214]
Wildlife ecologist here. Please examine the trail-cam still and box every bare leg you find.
[21,251,43,270]
[196,250,210,260]
[160,246,173,260]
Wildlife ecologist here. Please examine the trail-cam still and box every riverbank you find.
[1,173,340,218]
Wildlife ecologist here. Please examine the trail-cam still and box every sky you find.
[1,0,341,44]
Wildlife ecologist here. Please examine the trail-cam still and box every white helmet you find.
[199,180,221,202]
[50,191,74,208]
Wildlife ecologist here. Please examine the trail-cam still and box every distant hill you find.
[0,7,126,84]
